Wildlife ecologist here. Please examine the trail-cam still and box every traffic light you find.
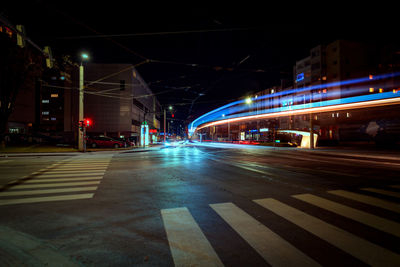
[79,120,84,131]
[84,118,92,127]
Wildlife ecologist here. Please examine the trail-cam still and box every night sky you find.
[2,2,399,122]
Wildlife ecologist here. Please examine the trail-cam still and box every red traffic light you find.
[84,118,92,127]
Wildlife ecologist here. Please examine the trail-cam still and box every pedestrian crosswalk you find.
[0,155,113,206]
[161,185,400,266]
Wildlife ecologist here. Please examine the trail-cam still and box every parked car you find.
[86,136,125,148]
[113,137,135,147]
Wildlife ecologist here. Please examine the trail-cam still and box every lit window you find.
[346,112,351,118]
[51,117,56,121]
[42,111,49,115]
[379,88,383,93]
[369,88,374,93]
[322,76,327,81]
[42,99,49,103]
[322,89,327,93]
[51,94,58,98]
[369,74,374,80]
[271,89,275,94]
[332,113,335,118]
[394,89,398,94]
[336,113,339,117]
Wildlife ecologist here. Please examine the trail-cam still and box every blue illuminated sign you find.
[296,73,304,82]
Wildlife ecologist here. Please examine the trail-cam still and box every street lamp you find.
[245,97,252,104]
[169,105,173,110]
[79,52,89,152]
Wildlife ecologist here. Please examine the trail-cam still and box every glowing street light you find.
[245,97,252,104]
[169,105,173,110]
[81,53,89,60]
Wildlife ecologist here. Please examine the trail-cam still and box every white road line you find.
[58,164,110,166]
[0,186,97,196]
[361,188,400,198]
[210,202,320,267]
[36,170,107,174]
[328,190,400,213]
[46,167,108,171]
[11,181,101,189]
[0,193,94,206]
[293,194,400,237]
[161,207,223,267]
[254,198,400,266]
[35,172,105,178]
[23,177,103,183]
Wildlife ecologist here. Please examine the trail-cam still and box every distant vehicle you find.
[87,136,125,148]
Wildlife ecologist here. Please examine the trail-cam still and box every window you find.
[51,117,56,121]
[369,88,374,93]
[42,99,49,103]
[51,94,58,98]
[42,111,49,115]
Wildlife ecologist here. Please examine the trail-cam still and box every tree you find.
[0,33,43,147]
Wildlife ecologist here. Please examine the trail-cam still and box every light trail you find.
[189,72,400,135]
[196,92,400,130]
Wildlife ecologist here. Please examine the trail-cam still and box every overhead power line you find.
[57,27,255,40]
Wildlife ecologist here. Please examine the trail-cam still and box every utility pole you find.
[310,113,314,149]
[164,109,166,143]
[78,53,89,152]
[78,64,84,152]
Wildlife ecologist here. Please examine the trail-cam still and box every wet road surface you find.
[0,144,399,266]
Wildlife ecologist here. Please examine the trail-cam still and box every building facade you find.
[83,63,161,142]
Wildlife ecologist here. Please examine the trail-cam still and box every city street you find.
[0,144,400,266]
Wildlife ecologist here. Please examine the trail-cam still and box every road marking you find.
[361,188,400,198]
[0,186,98,196]
[210,202,320,267]
[0,193,94,206]
[161,207,223,267]
[12,181,101,189]
[23,177,103,183]
[35,172,105,178]
[293,194,400,237]
[36,170,107,174]
[254,198,400,266]
[328,190,400,213]
[56,164,110,167]
[45,167,108,172]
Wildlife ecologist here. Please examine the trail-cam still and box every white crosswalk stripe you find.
[328,189,400,213]
[162,185,400,266]
[293,193,400,237]
[161,207,224,267]
[0,155,112,206]
[361,187,400,198]
[210,202,320,267]
[254,198,400,266]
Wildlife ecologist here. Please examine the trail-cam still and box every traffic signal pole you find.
[164,109,166,143]
[78,64,84,152]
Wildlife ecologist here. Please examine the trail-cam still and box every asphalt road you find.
[0,144,399,266]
